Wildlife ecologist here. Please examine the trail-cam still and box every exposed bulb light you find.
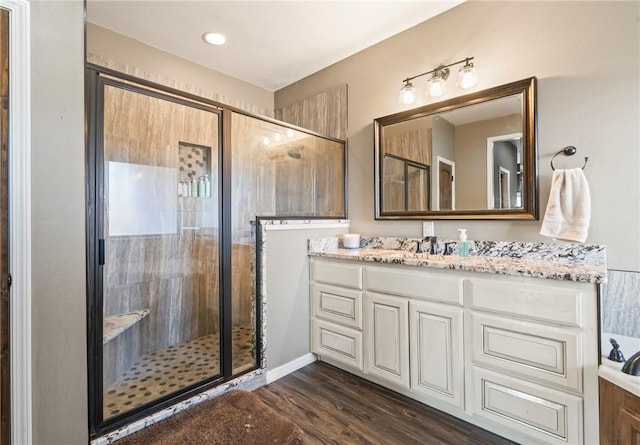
[458,58,479,89]
[274,133,282,142]
[399,80,417,105]
[398,56,477,101]
[202,32,226,46]
[427,68,449,98]
[262,136,270,146]
[428,77,446,97]
[286,129,294,138]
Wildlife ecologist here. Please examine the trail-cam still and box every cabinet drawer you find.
[471,313,581,391]
[312,260,363,289]
[366,266,462,305]
[472,367,583,445]
[467,278,583,327]
[312,283,362,329]
[312,319,363,371]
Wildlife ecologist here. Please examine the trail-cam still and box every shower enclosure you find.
[86,68,345,437]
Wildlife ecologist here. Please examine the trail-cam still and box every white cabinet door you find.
[364,292,409,388]
[409,300,464,408]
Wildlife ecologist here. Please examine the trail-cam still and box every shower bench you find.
[103,309,150,344]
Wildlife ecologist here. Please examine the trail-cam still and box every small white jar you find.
[343,233,360,249]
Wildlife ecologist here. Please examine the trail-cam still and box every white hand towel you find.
[540,168,591,243]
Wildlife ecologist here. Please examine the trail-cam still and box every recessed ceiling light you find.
[202,32,226,46]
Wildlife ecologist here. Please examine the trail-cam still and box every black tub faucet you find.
[608,338,626,363]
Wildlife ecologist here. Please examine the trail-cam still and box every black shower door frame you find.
[85,68,254,438]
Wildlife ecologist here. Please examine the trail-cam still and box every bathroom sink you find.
[356,248,413,258]
[358,249,433,259]
[352,248,455,261]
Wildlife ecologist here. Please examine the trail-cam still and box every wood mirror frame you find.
[374,77,537,220]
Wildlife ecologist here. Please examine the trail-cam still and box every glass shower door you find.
[99,81,222,419]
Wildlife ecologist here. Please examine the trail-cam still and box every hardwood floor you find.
[254,362,518,445]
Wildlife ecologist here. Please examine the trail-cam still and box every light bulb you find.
[399,81,416,105]
[458,61,478,89]
[262,136,270,146]
[427,75,446,98]
[286,129,294,138]
[274,133,282,142]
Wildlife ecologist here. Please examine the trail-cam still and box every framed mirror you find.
[374,77,537,220]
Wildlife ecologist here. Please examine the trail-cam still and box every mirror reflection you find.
[375,77,537,220]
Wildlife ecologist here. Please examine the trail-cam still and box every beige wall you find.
[275,1,640,271]
[87,23,274,115]
[31,1,87,444]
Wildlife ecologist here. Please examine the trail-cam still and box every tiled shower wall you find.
[275,84,347,140]
[601,269,640,356]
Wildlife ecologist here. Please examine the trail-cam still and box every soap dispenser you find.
[457,229,469,257]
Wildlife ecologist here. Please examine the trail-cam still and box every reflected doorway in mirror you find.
[435,156,455,211]
[486,133,523,210]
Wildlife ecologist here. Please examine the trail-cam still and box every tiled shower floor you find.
[104,325,255,417]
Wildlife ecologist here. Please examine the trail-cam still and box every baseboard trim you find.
[266,353,317,384]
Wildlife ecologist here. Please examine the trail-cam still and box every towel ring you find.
[550,146,589,171]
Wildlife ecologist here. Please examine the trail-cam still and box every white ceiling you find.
[86,1,465,92]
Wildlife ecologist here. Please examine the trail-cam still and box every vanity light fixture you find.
[457,58,479,90]
[202,32,226,46]
[399,56,478,104]
[399,80,416,105]
[427,67,448,98]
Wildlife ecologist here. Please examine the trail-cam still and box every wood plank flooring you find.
[254,361,518,445]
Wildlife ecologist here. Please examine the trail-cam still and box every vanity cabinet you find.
[309,256,599,445]
[600,376,640,445]
[364,264,464,406]
[466,277,590,445]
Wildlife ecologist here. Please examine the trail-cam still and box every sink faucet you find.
[417,237,438,254]
[428,236,438,254]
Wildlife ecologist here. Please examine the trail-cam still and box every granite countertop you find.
[308,236,607,284]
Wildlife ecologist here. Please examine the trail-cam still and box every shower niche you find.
[178,142,212,198]
[86,68,346,438]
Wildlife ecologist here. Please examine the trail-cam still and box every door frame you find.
[498,166,511,209]
[486,133,521,209]
[434,156,454,211]
[1,1,32,444]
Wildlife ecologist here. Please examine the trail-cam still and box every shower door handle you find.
[98,239,105,266]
